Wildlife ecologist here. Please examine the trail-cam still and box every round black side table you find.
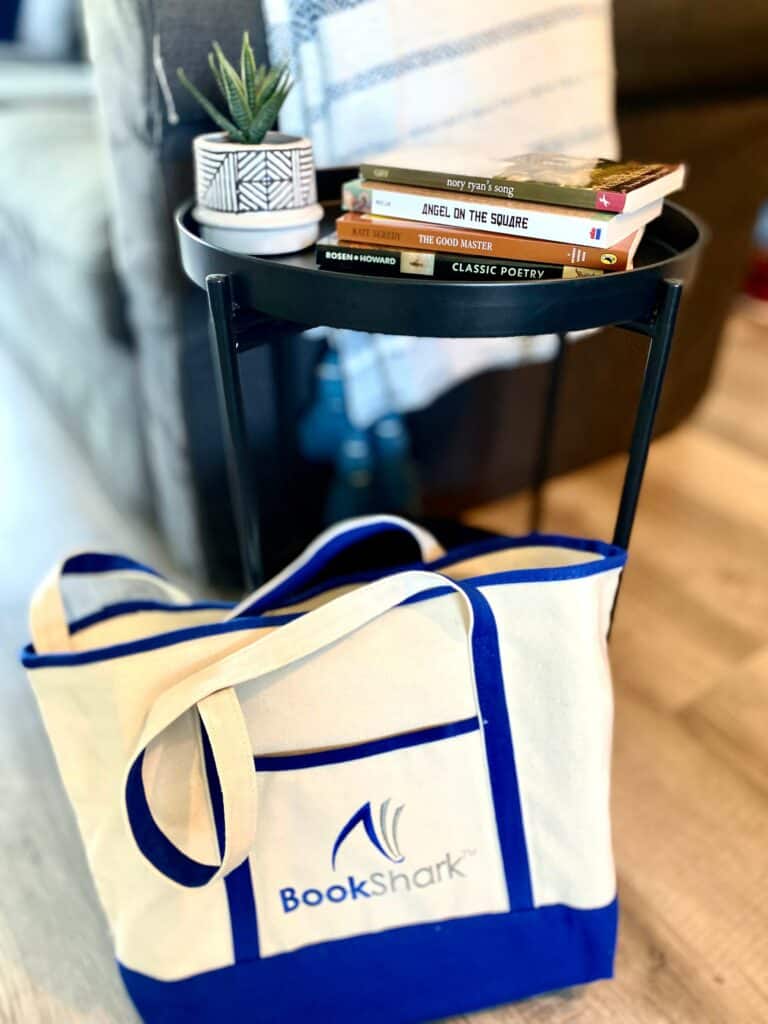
[175,165,704,597]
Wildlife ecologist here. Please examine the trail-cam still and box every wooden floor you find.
[465,313,768,1024]
[0,314,766,1023]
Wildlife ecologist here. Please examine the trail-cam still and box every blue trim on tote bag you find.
[462,584,532,909]
[69,600,234,635]
[119,900,618,1024]
[253,717,479,771]
[60,552,167,578]
[125,751,219,888]
[201,727,260,961]
[21,614,301,668]
[243,519,430,615]
[242,533,627,617]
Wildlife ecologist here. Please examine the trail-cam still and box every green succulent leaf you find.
[246,82,291,143]
[253,62,287,108]
[251,63,267,99]
[176,68,246,142]
[241,31,259,111]
[212,41,252,131]
[207,51,227,100]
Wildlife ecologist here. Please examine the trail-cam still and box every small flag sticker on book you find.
[590,227,602,240]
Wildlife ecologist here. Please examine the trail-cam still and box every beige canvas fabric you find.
[25,516,621,978]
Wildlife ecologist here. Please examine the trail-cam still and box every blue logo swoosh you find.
[331,800,405,870]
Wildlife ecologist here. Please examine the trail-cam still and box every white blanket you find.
[264,0,618,427]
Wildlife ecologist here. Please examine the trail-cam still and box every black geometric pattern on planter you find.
[198,147,317,213]
[198,151,238,211]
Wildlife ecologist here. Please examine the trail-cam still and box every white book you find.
[343,178,662,249]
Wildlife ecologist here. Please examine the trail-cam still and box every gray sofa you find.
[0,60,147,512]
[2,1,767,584]
[0,5,150,505]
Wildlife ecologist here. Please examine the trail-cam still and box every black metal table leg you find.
[613,279,683,551]
[530,331,568,533]
[608,279,683,630]
[206,273,264,588]
[207,265,682,598]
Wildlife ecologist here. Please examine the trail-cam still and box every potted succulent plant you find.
[178,33,322,255]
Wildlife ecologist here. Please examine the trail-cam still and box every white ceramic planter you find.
[193,131,323,255]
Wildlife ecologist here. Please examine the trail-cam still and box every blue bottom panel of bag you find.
[120,901,617,1023]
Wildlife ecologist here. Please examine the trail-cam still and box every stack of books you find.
[316,149,686,281]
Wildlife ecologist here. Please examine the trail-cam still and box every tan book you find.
[335,213,642,271]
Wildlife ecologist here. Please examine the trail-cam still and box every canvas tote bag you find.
[22,514,626,1023]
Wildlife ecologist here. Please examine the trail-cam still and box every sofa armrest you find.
[0,56,92,103]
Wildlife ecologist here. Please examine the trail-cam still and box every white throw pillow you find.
[264,0,618,166]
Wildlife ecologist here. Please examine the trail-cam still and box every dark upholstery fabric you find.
[620,95,768,427]
[151,2,269,125]
[0,1,21,40]
[614,0,768,99]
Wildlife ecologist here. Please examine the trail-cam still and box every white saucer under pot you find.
[196,205,324,255]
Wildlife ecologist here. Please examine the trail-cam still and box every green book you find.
[360,148,686,214]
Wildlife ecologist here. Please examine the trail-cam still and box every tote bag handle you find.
[228,515,444,618]
[124,570,484,889]
[29,553,190,654]
[28,517,441,652]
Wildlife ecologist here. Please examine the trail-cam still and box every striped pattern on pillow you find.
[263,0,618,167]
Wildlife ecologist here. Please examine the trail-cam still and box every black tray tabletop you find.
[175,167,704,338]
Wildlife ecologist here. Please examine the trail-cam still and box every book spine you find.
[343,180,611,246]
[359,163,627,213]
[317,243,603,280]
[336,217,631,271]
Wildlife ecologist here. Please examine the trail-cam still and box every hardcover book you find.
[316,234,604,281]
[342,179,661,249]
[335,213,643,271]
[360,149,686,214]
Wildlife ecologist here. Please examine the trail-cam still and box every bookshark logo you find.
[278,798,473,915]
[331,799,404,870]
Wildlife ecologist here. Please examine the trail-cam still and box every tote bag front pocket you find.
[250,720,508,957]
